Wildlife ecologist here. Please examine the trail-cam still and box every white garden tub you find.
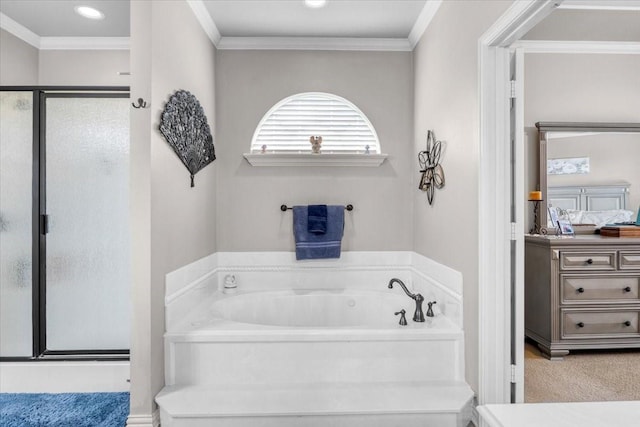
[158,253,472,427]
[210,289,433,328]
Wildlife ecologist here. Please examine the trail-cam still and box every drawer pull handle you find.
[586,258,593,265]
[623,321,632,327]
[623,286,632,293]
[577,287,585,293]
[577,322,585,328]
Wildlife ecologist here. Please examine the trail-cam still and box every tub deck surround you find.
[156,382,474,427]
[165,322,464,387]
[168,316,462,341]
[158,251,471,427]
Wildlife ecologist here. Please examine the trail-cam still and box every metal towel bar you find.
[280,204,353,212]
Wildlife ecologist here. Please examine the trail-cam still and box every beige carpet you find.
[525,340,640,403]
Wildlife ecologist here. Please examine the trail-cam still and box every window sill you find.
[243,153,388,167]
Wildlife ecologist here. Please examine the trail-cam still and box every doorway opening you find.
[478,0,640,407]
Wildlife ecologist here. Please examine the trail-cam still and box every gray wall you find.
[0,29,38,85]
[522,10,640,42]
[39,49,129,86]
[129,0,218,420]
[0,29,128,87]
[546,133,640,214]
[524,53,640,227]
[412,0,512,393]
[215,50,414,252]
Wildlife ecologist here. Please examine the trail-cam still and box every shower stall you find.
[0,87,131,361]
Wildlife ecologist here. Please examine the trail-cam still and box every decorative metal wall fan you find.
[418,130,445,205]
[159,90,215,187]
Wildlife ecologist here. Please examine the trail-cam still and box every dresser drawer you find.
[559,251,616,271]
[620,252,640,270]
[561,274,640,304]
[562,309,639,338]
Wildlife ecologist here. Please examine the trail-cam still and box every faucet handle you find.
[395,309,408,326]
[426,301,437,317]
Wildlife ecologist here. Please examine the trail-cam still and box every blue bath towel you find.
[307,204,328,234]
[293,205,344,260]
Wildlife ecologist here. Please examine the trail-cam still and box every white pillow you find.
[565,209,584,225]
[579,209,635,228]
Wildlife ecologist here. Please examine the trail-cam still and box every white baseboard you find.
[126,409,160,427]
[0,361,130,393]
[471,404,480,426]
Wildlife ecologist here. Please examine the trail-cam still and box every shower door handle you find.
[41,214,49,235]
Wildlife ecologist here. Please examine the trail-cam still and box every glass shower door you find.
[0,91,33,357]
[44,95,130,352]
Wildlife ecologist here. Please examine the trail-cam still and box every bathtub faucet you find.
[388,278,425,322]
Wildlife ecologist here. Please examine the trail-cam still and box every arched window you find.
[250,92,381,154]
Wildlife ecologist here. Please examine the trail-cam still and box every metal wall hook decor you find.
[159,90,216,187]
[131,98,147,109]
[418,130,445,205]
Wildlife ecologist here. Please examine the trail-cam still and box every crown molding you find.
[186,0,222,46]
[217,37,412,51]
[39,37,130,50]
[558,0,640,11]
[479,0,558,47]
[408,0,442,48]
[511,40,640,54]
[0,12,40,48]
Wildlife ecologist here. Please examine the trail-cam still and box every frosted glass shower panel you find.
[0,92,33,357]
[45,96,130,351]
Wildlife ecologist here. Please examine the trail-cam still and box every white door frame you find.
[510,45,526,403]
[478,0,640,405]
[477,0,558,405]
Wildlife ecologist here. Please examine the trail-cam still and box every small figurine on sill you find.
[310,136,322,154]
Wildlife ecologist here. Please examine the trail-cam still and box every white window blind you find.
[251,92,380,154]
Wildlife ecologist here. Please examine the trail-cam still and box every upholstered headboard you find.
[548,183,629,212]
[548,183,634,227]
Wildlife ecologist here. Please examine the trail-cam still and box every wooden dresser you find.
[525,234,640,360]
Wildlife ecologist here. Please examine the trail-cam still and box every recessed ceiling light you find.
[74,5,105,20]
[305,0,327,9]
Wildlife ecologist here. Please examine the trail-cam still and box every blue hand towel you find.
[308,204,328,234]
[293,205,344,260]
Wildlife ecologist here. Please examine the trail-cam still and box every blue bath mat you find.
[0,392,129,427]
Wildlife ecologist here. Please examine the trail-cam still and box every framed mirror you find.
[536,122,640,233]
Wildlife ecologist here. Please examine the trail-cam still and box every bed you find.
[547,183,634,229]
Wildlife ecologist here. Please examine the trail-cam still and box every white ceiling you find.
[0,0,130,37]
[202,0,427,38]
